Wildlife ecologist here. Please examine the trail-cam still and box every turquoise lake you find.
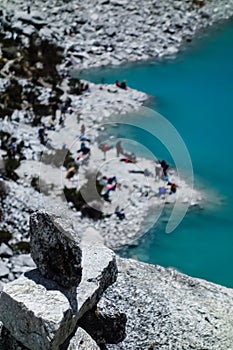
[76,19,233,287]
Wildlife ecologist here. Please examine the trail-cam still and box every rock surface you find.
[30,210,82,288]
[103,257,233,350]
[79,301,127,346]
[0,241,117,350]
[67,328,100,350]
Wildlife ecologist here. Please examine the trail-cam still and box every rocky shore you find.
[1,0,233,70]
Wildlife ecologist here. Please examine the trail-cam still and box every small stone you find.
[0,243,13,257]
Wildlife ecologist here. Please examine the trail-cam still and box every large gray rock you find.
[0,242,117,350]
[30,211,82,288]
[104,257,233,350]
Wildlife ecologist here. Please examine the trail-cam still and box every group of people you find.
[115,80,127,90]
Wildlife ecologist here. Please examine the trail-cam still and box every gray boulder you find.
[0,241,117,350]
[30,211,82,288]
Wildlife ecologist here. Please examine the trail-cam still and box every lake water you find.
[76,19,233,287]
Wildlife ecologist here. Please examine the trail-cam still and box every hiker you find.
[59,104,67,127]
[27,1,32,14]
[77,142,90,155]
[120,80,127,90]
[99,143,112,161]
[115,206,125,220]
[168,182,177,194]
[38,126,47,145]
[51,101,58,121]
[160,160,169,179]
[116,140,124,157]
[102,182,117,202]
[102,176,118,202]
[80,123,85,136]
[77,107,81,124]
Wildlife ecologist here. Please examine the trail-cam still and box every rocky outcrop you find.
[103,257,233,350]
[1,212,233,349]
[0,211,124,350]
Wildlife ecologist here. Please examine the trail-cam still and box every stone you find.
[0,262,9,278]
[30,211,82,288]
[0,243,13,257]
[79,298,127,345]
[0,242,117,350]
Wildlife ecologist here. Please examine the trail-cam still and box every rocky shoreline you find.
[1,0,233,71]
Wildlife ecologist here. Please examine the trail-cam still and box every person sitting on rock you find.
[77,142,90,155]
[168,182,177,194]
[115,206,125,220]
[101,176,109,186]
[81,83,90,93]
[120,80,127,90]
[120,152,137,163]
[102,177,118,202]
[102,183,117,202]
[115,80,128,90]
[38,126,47,145]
